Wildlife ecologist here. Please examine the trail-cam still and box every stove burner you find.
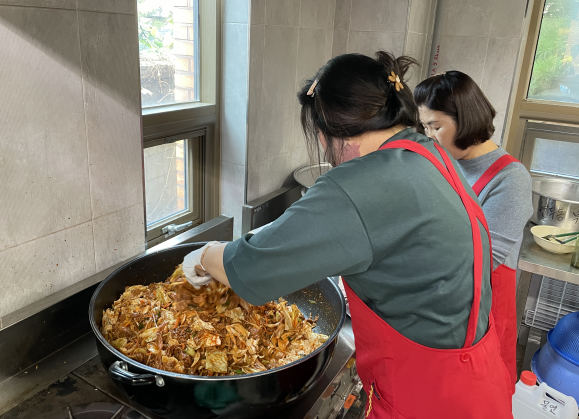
[46,402,147,419]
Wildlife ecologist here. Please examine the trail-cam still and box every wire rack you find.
[525,276,579,332]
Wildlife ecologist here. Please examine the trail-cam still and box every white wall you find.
[0,0,144,319]
[432,0,528,144]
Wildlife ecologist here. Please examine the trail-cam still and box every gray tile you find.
[93,203,145,272]
[490,0,526,38]
[347,30,405,57]
[442,0,493,37]
[437,35,489,84]
[291,144,312,170]
[0,222,95,318]
[334,0,351,30]
[0,0,75,8]
[77,0,136,14]
[246,162,261,203]
[480,37,521,115]
[297,28,330,89]
[220,162,245,238]
[265,0,300,26]
[258,25,299,160]
[404,32,427,89]
[408,0,432,34]
[224,0,250,23]
[491,111,505,145]
[251,0,266,24]
[78,12,143,219]
[332,29,349,56]
[327,0,336,29]
[222,23,249,166]
[350,0,408,33]
[248,24,266,165]
[0,6,92,252]
[258,153,293,197]
[299,0,331,29]
[325,27,334,60]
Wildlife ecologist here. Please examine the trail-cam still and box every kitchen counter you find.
[518,224,579,284]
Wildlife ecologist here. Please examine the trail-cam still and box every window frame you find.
[504,0,579,159]
[139,0,221,248]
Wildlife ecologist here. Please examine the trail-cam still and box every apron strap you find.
[472,155,520,196]
[379,140,489,348]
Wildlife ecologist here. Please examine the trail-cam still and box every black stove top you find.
[0,320,365,419]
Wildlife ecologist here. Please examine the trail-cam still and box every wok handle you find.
[108,361,165,387]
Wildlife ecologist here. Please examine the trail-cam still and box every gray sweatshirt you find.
[457,148,533,270]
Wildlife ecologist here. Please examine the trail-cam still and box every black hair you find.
[297,51,418,166]
[414,71,496,150]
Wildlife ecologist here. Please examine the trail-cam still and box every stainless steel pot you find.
[531,177,579,229]
[89,243,346,419]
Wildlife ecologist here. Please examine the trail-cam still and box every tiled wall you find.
[0,1,144,318]
[433,0,527,144]
[246,0,336,204]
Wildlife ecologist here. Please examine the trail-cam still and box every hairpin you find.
[307,78,319,97]
[388,71,404,91]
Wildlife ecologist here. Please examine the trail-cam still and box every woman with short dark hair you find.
[415,70,533,389]
[182,54,512,418]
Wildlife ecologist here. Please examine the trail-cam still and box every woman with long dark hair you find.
[182,54,512,418]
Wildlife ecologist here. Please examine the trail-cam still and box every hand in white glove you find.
[182,241,220,288]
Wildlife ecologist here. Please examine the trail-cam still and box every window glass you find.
[144,140,188,225]
[528,0,579,104]
[531,138,579,178]
[138,0,198,108]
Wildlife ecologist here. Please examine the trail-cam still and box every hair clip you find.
[307,78,319,97]
[388,71,404,92]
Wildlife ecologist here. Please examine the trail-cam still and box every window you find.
[138,0,199,108]
[504,0,579,171]
[528,0,579,104]
[138,0,221,247]
[144,133,203,247]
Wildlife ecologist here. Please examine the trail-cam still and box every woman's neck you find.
[343,125,407,162]
[461,139,499,160]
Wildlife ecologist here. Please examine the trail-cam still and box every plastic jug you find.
[513,371,579,419]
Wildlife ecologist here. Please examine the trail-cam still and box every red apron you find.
[343,140,512,419]
[472,154,520,390]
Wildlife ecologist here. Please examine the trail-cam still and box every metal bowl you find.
[531,177,579,229]
[293,163,332,189]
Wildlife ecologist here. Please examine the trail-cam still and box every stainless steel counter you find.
[518,225,579,284]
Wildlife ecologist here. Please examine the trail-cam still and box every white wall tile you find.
[0,0,75,8]
[246,162,261,203]
[93,203,145,272]
[348,30,405,57]
[78,12,143,219]
[77,0,136,14]
[437,35,489,84]
[350,0,408,33]
[220,162,246,238]
[258,25,299,160]
[334,0,351,30]
[0,6,92,252]
[480,37,521,115]
[265,0,301,26]
[224,0,250,23]
[258,153,293,197]
[0,222,95,318]
[389,0,410,33]
[251,0,266,24]
[332,29,349,56]
[442,0,493,38]
[297,28,330,88]
[248,24,266,165]
[299,0,331,29]
[490,0,526,39]
[222,23,249,166]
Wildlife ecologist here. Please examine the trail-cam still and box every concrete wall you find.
[432,0,528,144]
[0,0,144,318]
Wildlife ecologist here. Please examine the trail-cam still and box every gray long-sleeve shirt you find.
[457,148,533,270]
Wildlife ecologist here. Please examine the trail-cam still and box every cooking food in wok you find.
[100,265,328,377]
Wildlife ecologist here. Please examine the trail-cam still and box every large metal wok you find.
[89,243,346,419]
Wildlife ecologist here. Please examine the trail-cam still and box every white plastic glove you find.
[182,241,220,288]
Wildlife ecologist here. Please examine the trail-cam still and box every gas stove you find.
[0,320,364,419]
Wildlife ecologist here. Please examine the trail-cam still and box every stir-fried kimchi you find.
[100,266,328,376]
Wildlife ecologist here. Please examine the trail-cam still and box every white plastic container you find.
[513,371,579,419]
